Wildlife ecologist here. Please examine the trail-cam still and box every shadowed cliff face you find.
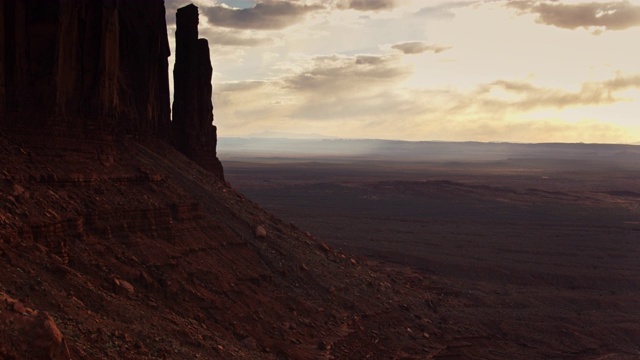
[0,0,223,179]
[1,0,171,137]
[172,4,224,180]
[0,0,5,117]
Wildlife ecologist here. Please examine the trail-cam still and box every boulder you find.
[255,225,267,239]
[29,311,71,360]
[11,184,24,196]
[0,293,70,360]
[114,278,135,295]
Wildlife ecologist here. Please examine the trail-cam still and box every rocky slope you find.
[0,132,455,359]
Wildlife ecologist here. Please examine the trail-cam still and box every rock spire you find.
[172,4,224,180]
[0,0,224,180]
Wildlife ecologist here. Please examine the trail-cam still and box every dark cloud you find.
[354,55,386,65]
[391,42,451,54]
[201,1,323,30]
[508,1,640,32]
[338,0,396,12]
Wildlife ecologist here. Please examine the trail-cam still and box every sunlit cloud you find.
[214,67,640,143]
[284,54,410,94]
[465,74,640,112]
[508,1,640,33]
[164,0,640,144]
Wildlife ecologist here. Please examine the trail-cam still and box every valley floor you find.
[225,157,640,359]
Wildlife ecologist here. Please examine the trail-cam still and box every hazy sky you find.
[164,0,640,143]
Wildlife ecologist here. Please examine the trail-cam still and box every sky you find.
[164,0,640,143]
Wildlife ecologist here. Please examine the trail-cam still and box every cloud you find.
[430,74,640,139]
[214,79,292,135]
[507,1,640,32]
[415,1,476,19]
[391,41,451,54]
[201,1,323,30]
[479,74,640,111]
[213,72,640,142]
[213,53,411,135]
[200,28,271,47]
[284,54,410,94]
[217,80,268,93]
[337,0,396,11]
[164,0,184,25]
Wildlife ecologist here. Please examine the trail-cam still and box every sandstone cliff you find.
[1,0,224,179]
[1,0,171,138]
[172,4,224,180]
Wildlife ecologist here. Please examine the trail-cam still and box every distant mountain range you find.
[243,131,339,140]
[219,137,640,163]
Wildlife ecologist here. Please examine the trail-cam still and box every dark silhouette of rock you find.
[1,0,223,177]
[1,0,171,138]
[0,0,5,117]
[172,4,224,180]
[116,1,172,138]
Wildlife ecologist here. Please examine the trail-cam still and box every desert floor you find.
[225,157,640,358]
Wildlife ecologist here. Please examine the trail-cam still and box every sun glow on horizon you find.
[166,0,640,144]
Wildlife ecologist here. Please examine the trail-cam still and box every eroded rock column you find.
[172,4,224,180]
[0,0,5,118]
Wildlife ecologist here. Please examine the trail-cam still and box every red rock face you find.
[1,0,171,138]
[172,4,224,180]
